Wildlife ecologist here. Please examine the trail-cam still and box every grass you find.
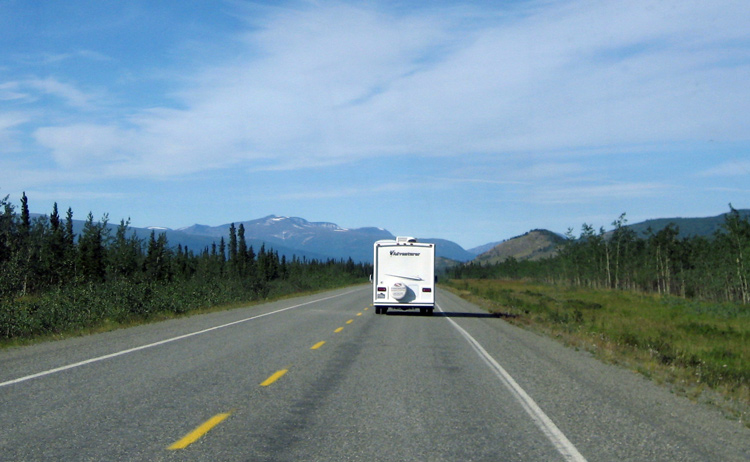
[0,282,363,350]
[444,278,750,428]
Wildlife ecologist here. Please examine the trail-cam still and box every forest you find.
[450,208,750,305]
[0,193,370,341]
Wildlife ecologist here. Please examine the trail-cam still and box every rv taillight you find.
[377,287,387,292]
[422,288,432,293]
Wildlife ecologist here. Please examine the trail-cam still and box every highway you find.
[1,285,748,461]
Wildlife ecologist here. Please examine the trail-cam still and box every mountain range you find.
[175,215,475,263]
[32,209,749,264]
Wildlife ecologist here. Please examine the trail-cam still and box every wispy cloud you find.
[12,50,115,67]
[21,189,132,202]
[1,0,748,244]
[432,177,529,186]
[1,77,99,112]
[698,159,750,177]
[24,77,96,109]
[0,82,27,102]
[0,111,30,149]
[531,182,670,204]
[275,181,434,201]
[22,0,749,179]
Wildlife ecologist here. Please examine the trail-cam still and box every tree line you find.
[0,193,370,340]
[450,207,750,305]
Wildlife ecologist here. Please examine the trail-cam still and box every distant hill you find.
[467,241,504,256]
[178,215,391,263]
[29,213,474,263]
[474,229,564,263]
[420,238,475,262]
[620,209,750,239]
[176,216,473,263]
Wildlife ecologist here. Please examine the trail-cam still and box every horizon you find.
[2,1,749,249]
[22,206,749,251]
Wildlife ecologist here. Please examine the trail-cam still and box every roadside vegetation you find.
[446,208,750,427]
[0,193,370,346]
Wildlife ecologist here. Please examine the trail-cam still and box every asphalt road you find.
[1,285,748,461]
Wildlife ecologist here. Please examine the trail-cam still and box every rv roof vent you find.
[396,236,417,243]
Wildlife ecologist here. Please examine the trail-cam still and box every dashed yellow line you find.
[168,412,232,450]
[260,369,288,386]
[169,308,369,451]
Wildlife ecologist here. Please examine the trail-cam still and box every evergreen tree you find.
[228,223,242,277]
[143,231,171,282]
[17,192,33,294]
[237,223,248,277]
[228,223,238,265]
[245,243,257,280]
[0,195,14,264]
[42,203,67,287]
[19,191,30,242]
[257,244,268,281]
[218,237,226,275]
[109,219,142,280]
[78,212,108,283]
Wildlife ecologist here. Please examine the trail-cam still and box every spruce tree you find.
[44,203,67,286]
[228,223,238,274]
[237,223,248,277]
[19,191,30,241]
[78,212,108,283]
[143,231,170,282]
[0,195,14,264]
[109,218,141,280]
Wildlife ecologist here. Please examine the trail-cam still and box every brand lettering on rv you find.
[390,250,421,256]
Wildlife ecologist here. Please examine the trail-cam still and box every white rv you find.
[372,236,436,315]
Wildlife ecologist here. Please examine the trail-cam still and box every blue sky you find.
[1,0,749,249]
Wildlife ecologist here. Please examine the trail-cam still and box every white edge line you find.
[1,289,360,388]
[436,303,588,462]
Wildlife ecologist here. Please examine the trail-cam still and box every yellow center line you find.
[311,341,325,350]
[334,327,344,333]
[364,307,369,311]
[260,369,288,387]
[346,319,354,324]
[356,312,363,316]
[168,412,232,450]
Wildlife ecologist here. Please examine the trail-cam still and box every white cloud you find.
[1,77,99,109]
[699,159,750,177]
[34,124,128,168]
[532,182,670,204]
[25,77,95,109]
[24,0,750,179]
[0,111,30,149]
[275,181,427,201]
[0,82,27,101]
